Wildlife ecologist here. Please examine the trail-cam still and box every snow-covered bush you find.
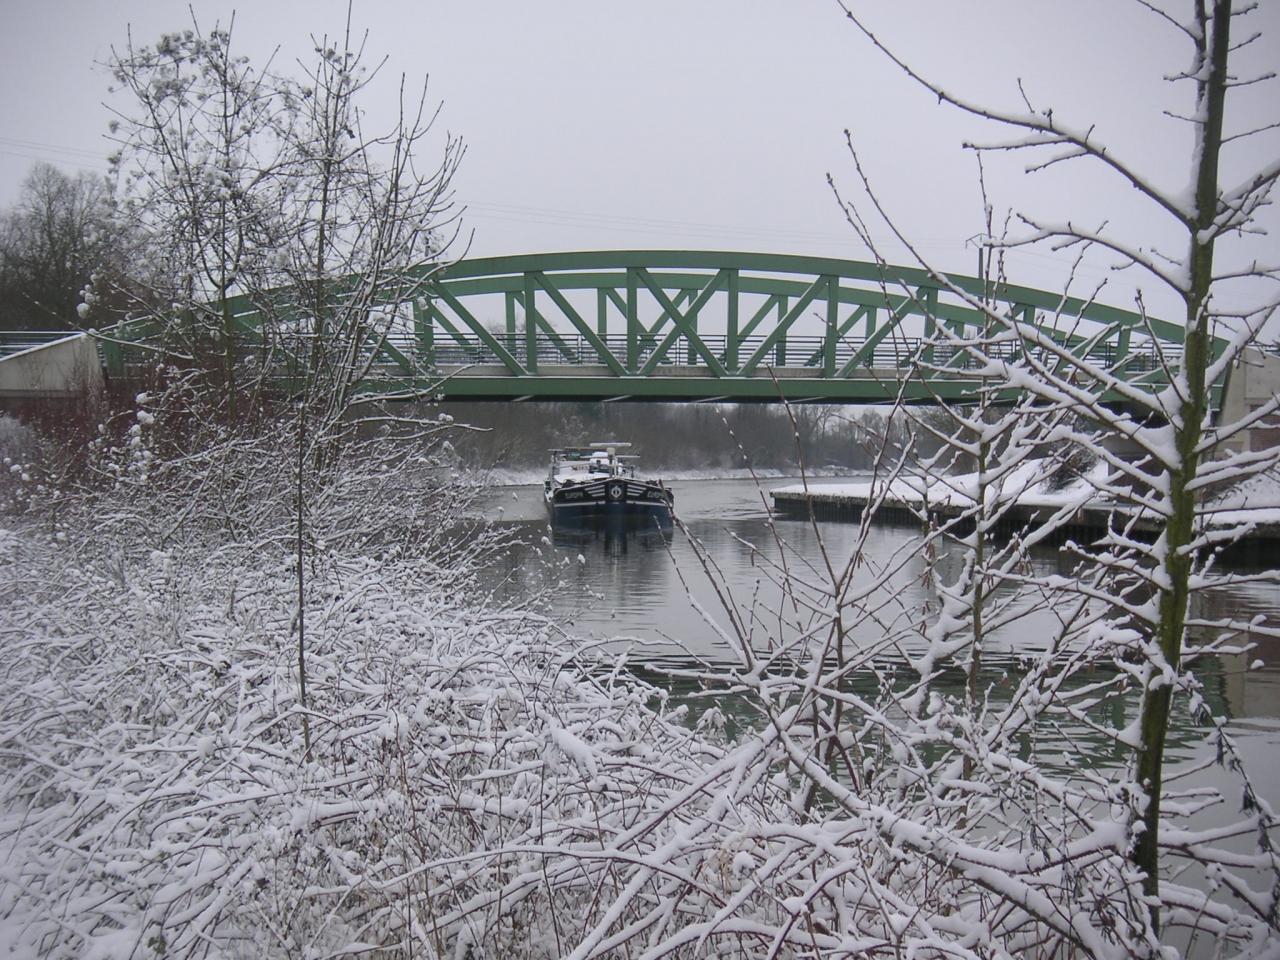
[0,419,752,957]
[0,530,725,957]
[6,375,1278,959]
[7,419,1276,958]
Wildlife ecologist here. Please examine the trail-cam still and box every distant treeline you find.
[436,401,910,473]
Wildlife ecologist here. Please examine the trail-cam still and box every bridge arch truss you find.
[102,250,1205,406]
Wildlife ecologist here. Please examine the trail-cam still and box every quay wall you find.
[770,488,1280,559]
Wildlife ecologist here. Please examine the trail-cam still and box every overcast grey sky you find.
[1,1,1276,325]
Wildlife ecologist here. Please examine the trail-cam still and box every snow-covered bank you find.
[1204,468,1280,527]
[480,464,862,487]
[773,459,1108,511]
[773,461,1280,532]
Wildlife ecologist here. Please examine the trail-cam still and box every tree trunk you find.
[1131,0,1229,934]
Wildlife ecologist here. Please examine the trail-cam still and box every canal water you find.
[480,475,1280,803]
[476,475,1279,954]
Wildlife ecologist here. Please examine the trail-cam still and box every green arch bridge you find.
[99,250,1214,406]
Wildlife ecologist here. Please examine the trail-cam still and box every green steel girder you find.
[528,270,625,375]
[739,274,827,375]
[98,250,1224,409]
[421,250,1190,341]
[422,270,1136,368]
[634,267,727,376]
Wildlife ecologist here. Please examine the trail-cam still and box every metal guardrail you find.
[401,331,1177,375]
[104,329,1180,377]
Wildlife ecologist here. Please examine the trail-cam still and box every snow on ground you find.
[484,464,852,486]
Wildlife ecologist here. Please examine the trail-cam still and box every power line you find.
[0,136,110,163]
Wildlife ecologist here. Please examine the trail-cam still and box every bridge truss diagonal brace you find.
[737,294,785,343]
[739,275,834,376]
[418,299,476,351]
[837,286,935,378]
[527,271,626,376]
[371,334,415,374]
[600,283,691,366]
[519,273,582,371]
[802,301,873,370]
[427,283,527,375]
[634,268,729,378]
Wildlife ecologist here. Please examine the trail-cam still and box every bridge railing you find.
[102,327,1180,386]
[416,331,1178,377]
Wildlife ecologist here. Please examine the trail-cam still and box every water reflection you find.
[550,513,673,556]
[480,478,1280,953]
[480,479,1280,730]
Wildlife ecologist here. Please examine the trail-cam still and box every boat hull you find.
[546,477,674,528]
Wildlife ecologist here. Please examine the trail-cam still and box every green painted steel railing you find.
[96,250,1216,405]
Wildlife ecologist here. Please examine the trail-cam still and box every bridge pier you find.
[1215,346,1280,455]
[0,333,103,402]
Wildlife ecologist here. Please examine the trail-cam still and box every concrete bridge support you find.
[1215,345,1280,455]
[0,333,104,400]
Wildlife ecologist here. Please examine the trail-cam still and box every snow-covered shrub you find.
[6,402,1276,957]
[0,419,797,959]
[0,529,737,957]
[0,421,678,956]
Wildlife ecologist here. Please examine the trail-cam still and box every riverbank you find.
[770,461,1280,548]
[484,464,858,487]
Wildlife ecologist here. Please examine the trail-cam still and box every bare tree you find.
[832,0,1280,947]
[98,10,465,762]
[265,13,463,447]
[101,11,462,421]
[102,16,295,417]
[0,163,128,329]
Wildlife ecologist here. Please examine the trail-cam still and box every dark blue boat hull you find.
[546,477,674,530]
[551,499,674,525]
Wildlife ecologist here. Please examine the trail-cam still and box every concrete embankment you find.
[770,484,1280,561]
[770,486,1148,541]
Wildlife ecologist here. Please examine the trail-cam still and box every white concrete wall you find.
[1217,345,1280,454]
[0,334,104,398]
